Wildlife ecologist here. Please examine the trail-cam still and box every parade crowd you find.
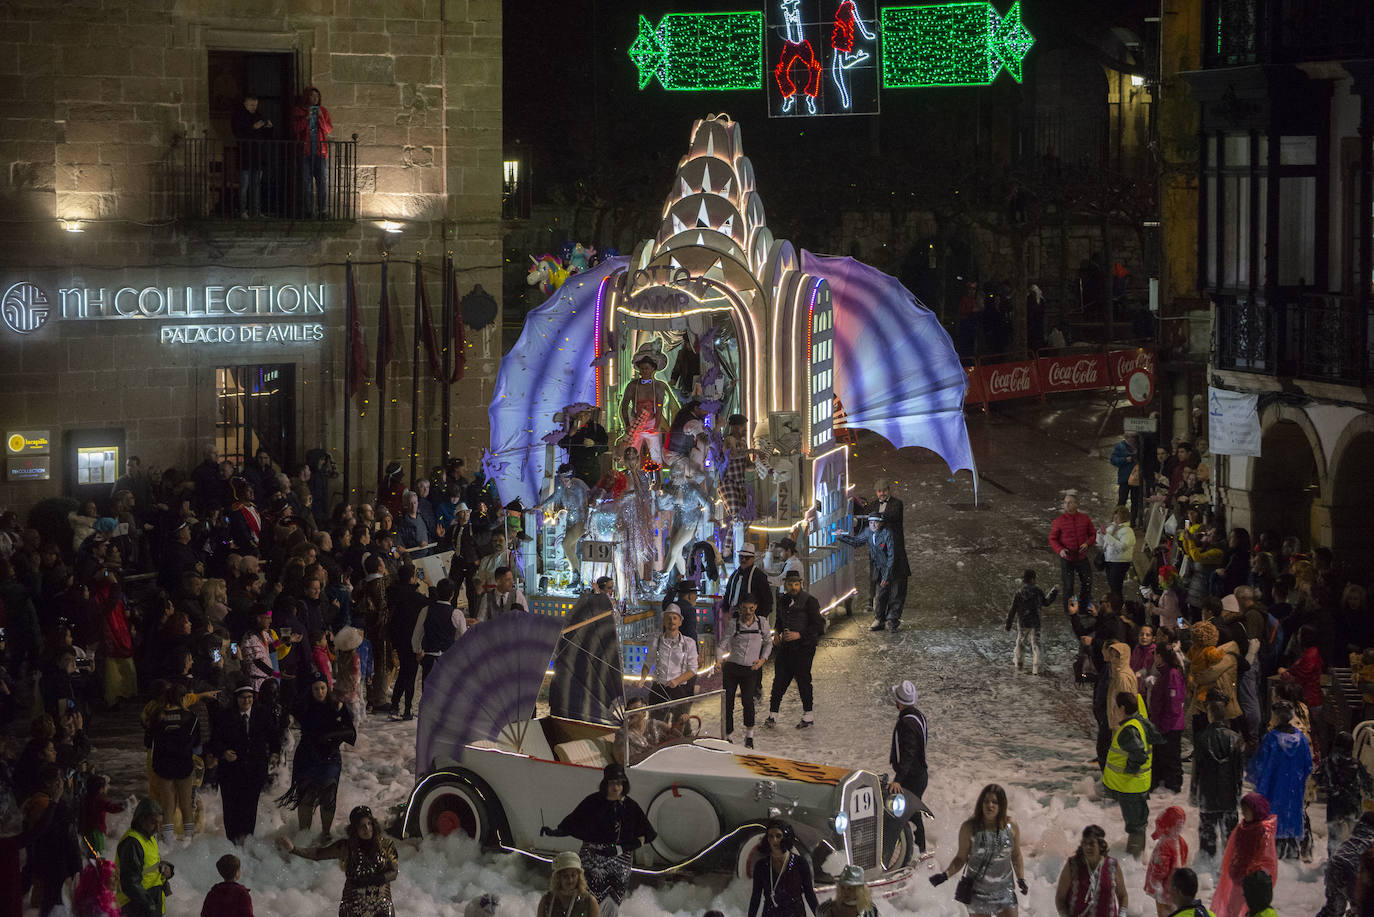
[0,423,1368,917]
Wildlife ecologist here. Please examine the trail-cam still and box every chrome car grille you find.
[849,816,878,868]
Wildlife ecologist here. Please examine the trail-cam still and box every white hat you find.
[737,544,756,557]
[891,680,918,706]
[1221,594,1240,615]
[333,626,364,652]
[552,850,581,873]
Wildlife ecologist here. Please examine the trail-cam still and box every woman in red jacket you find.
[1279,625,1325,714]
[291,86,332,218]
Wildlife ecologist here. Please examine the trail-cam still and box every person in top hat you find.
[767,569,825,730]
[209,679,279,844]
[662,579,700,640]
[762,536,804,593]
[618,341,674,467]
[543,763,656,915]
[725,543,775,621]
[837,514,897,631]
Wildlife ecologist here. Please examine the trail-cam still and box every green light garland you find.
[630,12,765,91]
[880,1,1034,88]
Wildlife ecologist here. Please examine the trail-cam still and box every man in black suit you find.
[864,478,911,630]
[723,544,774,621]
[210,681,280,844]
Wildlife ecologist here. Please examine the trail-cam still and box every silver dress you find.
[965,826,1016,914]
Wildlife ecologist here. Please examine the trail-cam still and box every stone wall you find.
[0,0,502,515]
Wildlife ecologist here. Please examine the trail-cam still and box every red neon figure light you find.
[829,0,874,109]
[774,0,820,114]
[832,0,859,52]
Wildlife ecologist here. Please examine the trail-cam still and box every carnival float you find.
[484,113,975,669]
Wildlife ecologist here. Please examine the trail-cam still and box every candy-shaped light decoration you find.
[880,1,1034,87]
[629,12,765,90]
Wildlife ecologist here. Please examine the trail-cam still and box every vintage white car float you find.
[400,607,921,886]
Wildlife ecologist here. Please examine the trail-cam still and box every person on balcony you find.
[291,86,333,219]
[231,94,272,218]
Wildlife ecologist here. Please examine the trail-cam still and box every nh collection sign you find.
[1,278,328,346]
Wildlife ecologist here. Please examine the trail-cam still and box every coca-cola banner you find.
[977,359,1040,402]
[1037,353,1109,393]
[1107,348,1155,385]
[964,365,986,405]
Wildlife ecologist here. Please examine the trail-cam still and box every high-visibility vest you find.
[1103,718,1151,794]
[114,828,163,913]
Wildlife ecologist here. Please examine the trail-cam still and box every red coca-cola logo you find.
[1047,358,1100,387]
[1109,349,1154,384]
[988,365,1033,395]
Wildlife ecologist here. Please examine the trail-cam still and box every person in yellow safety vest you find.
[1163,867,1217,917]
[1103,690,1163,859]
[115,797,175,917]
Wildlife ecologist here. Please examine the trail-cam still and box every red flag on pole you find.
[377,257,394,384]
[346,259,367,398]
[449,259,467,384]
[416,261,444,381]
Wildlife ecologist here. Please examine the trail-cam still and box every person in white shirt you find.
[640,606,698,722]
[761,537,804,592]
[476,566,528,622]
[410,578,467,684]
[718,596,772,748]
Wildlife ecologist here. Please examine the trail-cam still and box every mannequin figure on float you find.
[611,445,659,600]
[538,462,592,589]
[619,342,674,468]
[662,423,716,581]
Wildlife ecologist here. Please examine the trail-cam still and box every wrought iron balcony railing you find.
[1213,292,1374,385]
[163,135,358,222]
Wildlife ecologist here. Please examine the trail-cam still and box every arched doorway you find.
[1248,420,1321,549]
[1330,430,1374,573]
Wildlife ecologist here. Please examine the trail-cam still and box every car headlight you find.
[833,811,849,835]
[887,793,907,818]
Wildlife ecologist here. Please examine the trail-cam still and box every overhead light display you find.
[880,1,1034,87]
[629,12,766,90]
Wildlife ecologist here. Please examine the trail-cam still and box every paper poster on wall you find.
[1207,386,1261,457]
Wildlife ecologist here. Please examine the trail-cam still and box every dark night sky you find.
[503,0,1159,210]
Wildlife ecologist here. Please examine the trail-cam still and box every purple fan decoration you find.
[479,448,511,484]
[415,612,565,772]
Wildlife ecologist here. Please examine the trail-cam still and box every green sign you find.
[880,1,1034,87]
[629,12,765,91]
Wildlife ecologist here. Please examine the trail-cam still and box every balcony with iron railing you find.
[1203,0,1374,68]
[161,135,359,222]
[1213,292,1374,385]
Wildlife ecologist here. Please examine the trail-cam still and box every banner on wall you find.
[977,359,1039,402]
[1207,386,1262,456]
[1037,353,1108,394]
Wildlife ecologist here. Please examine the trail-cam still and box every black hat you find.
[602,763,627,783]
[784,569,803,581]
[675,580,699,595]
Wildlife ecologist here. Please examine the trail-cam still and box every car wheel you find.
[416,779,490,842]
[734,827,768,880]
[884,822,915,870]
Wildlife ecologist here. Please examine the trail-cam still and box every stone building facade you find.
[0,0,503,516]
